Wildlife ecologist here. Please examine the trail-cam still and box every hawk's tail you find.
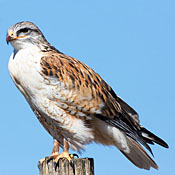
[120,136,158,170]
[119,126,169,170]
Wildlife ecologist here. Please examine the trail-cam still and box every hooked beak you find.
[6,30,27,44]
[6,30,14,44]
[6,35,12,44]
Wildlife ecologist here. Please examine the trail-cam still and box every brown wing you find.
[40,53,122,118]
[40,52,168,152]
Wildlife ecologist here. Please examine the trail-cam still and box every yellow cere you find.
[8,30,14,36]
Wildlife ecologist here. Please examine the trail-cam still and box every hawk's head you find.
[6,21,48,51]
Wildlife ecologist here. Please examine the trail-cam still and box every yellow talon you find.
[54,151,73,163]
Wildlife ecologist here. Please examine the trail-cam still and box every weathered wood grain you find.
[38,158,94,175]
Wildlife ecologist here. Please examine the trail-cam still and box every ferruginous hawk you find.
[7,21,168,170]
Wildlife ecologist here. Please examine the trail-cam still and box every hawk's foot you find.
[39,152,59,164]
[40,152,79,168]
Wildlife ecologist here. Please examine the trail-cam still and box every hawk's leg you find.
[39,139,78,166]
[54,138,73,162]
[39,139,60,164]
[52,139,59,155]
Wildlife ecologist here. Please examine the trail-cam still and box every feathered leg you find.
[52,139,59,154]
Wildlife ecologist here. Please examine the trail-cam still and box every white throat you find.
[10,38,40,52]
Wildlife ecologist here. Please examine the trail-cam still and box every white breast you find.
[8,47,43,98]
[8,47,94,151]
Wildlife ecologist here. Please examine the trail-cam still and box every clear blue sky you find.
[0,0,174,175]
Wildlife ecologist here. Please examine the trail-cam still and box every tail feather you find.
[120,136,158,170]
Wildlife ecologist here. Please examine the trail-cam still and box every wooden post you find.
[38,158,94,175]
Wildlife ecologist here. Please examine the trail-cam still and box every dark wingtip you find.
[161,141,169,148]
[140,127,169,149]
